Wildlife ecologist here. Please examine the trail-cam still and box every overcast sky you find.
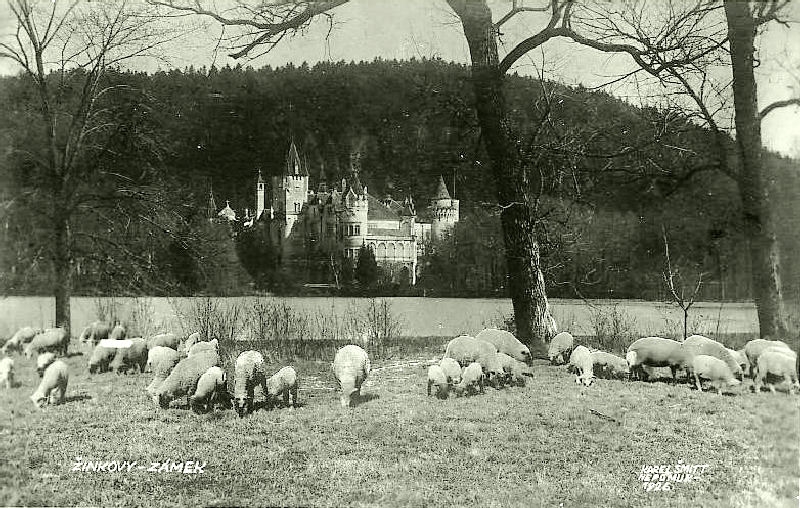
[1,0,798,156]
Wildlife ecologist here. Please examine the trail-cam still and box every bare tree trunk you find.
[53,213,72,336]
[449,0,556,352]
[724,0,789,339]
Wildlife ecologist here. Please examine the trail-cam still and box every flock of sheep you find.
[1,321,798,415]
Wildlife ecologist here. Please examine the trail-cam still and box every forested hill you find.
[0,58,797,300]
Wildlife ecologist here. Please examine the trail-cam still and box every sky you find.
[1,0,798,157]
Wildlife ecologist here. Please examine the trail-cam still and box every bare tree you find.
[662,226,704,340]
[0,0,179,334]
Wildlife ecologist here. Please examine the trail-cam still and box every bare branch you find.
[759,97,800,121]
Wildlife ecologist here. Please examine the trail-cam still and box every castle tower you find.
[271,139,309,238]
[430,175,459,241]
[341,181,368,259]
[255,169,265,220]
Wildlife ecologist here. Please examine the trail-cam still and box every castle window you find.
[346,224,361,237]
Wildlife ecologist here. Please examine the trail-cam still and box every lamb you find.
[188,338,219,357]
[688,354,741,394]
[443,335,497,366]
[266,366,299,408]
[79,321,110,346]
[24,328,69,359]
[682,335,742,380]
[626,337,688,382]
[36,352,56,377]
[153,349,220,409]
[439,357,462,385]
[109,338,148,374]
[475,328,531,364]
[30,359,69,408]
[2,326,41,355]
[548,332,574,365]
[190,366,228,413]
[569,345,595,386]
[233,350,268,417]
[743,339,791,377]
[0,357,14,389]
[332,344,371,408]
[591,351,630,380]
[147,333,182,350]
[452,362,484,396]
[88,342,117,374]
[145,346,182,395]
[109,324,127,341]
[427,364,449,399]
[753,349,800,395]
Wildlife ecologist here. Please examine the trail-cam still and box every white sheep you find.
[481,352,512,388]
[233,350,268,417]
[753,349,800,394]
[24,328,69,359]
[427,364,449,399]
[2,326,42,355]
[0,357,14,389]
[508,359,530,387]
[682,335,742,380]
[452,362,484,396]
[190,366,228,413]
[569,345,595,386]
[743,339,791,377]
[36,352,56,377]
[79,321,111,346]
[147,333,182,350]
[30,359,69,408]
[332,344,371,408]
[88,342,117,374]
[109,324,127,341]
[181,331,203,353]
[109,338,149,374]
[475,328,531,364]
[439,357,462,385]
[266,366,299,408]
[726,348,750,376]
[443,335,497,366]
[591,351,630,380]
[688,354,741,394]
[145,346,182,395]
[188,338,219,357]
[548,332,574,365]
[626,337,688,382]
[153,349,220,409]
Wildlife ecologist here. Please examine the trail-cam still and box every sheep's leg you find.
[283,388,289,407]
[427,379,432,396]
[290,384,298,407]
[768,384,776,394]
[694,374,703,391]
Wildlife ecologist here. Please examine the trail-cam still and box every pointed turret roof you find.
[257,169,264,184]
[285,139,308,176]
[207,186,218,219]
[433,175,451,200]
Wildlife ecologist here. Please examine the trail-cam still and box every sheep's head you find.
[233,396,251,417]
[582,375,595,387]
[30,393,46,409]
[156,393,170,409]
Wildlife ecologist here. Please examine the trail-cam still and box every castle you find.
[214,140,459,285]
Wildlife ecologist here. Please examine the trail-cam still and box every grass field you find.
[2,338,798,508]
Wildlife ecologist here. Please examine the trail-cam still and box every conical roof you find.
[433,175,451,200]
[286,140,308,176]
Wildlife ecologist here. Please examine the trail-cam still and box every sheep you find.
[443,335,497,367]
[30,359,69,408]
[181,331,203,353]
[548,331,574,365]
[188,338,218,357]
[109,338,148,374]
[508,359,530,387]
[682,335,742,380]
[591,351,630,380]
[688,354,741,394]
[726,348,750,376]
[626,337,688,382]
[743,339,792,377]
[36,352,56,377]
[145,347,182,396]
[24,328,69,359]
[452,362,485,396]
[332,344,371,408]
[233,350,268,417]
[475,328,531,364]
[88,342,117,374]
[439,357,462,385]
[266,366,299,408]
[147,333,181,350]
[79,321,111,347]
[2,326,42,355]
[153,349,220,409]
[569,345,595,387]
[753,349,800,395]
[190,366,228,413]
[427,365,450,399]
[109,325,127,341]
[0,357,14,389]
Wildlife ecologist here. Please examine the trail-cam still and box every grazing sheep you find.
[439,357,462,385]
[188,338,218,357]
[475,328,531,364]
[480,352,509,388]
[79,321,111,346]
[181,331,203,353]
[2,326,42,355]
[109,325,127,341]
[109,338,148,374]
[88,342,117,374]
[30,359,69,408]
[626,337,688,382]
[0,357,14,389]
[332,344,371,408]
[452,362,484,396]
[145,347,182,396]
[443,335,497,366]
[266,366,299,409]
[233,350,268,417]
[508,359,530,387]
[569,345,595,387]
[688,354,741,394]
[24,328,69,359]
[726,348,750,376]
[753,349,800,394]
[190,366,228,413]
[548,332,574,365]
[591,351,630,380]
[153,349,220,409]
[427,365,450,399]
[147,333,181,350]
[682,335,742,380]
[743,339,792,377]
[36,352,56,377]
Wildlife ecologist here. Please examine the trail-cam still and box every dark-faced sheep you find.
[233,350,268,417]
[30,359,69,408]
[475,328,531,364]
[443,335,497,367]
[2,326,42,355]
[153,349,220,409]
[88,342,116,374]
[626,337,688,382]
[109,338,148,374]
[753,349,799,394]
[569,345,595,386]
[190,366,228,413]
[24,328,69,359]
[548,332,574,365]
[332,345,371,408]
[688,354,741,394]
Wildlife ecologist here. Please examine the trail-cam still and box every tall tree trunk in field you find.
[724,0,789,339]
[448,0,556,352]
[53,211,72,336]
